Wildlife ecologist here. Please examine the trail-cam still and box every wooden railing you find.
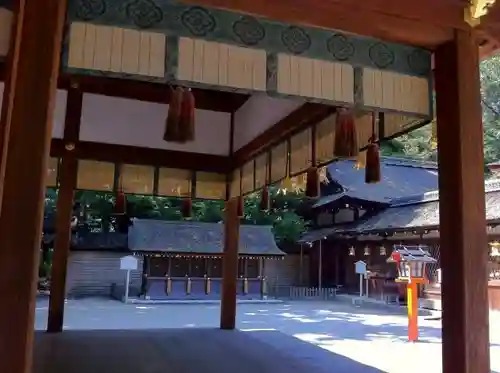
[268,285,337,300]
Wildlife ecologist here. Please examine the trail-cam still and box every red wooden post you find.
[0,0,67,371]
[435,28,490,373]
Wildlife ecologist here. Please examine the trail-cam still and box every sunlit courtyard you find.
[32,299,500,373]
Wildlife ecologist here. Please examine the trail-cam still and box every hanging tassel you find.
[305,167,320,198]
[164,86,183,142]
[365,138,381,184]
[178,88,195,143]
[237,195,244,218]
[430,119,438,150]
[115,190,126,214]
[259,185,270,211]
[355,150,367,169]
[182,197,192,218]
[334,109,358,158]
[318,167,329,185]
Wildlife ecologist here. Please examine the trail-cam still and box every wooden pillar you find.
[220,198,240,330]
[0,0,67,371]
[434,29,490,373]
[47,87,81,333]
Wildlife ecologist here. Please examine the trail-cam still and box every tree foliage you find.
[45,187,308,244]
[381,55,500,168]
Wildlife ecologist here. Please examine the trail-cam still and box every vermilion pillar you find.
[435,28,490,373]
[0,0,67,372]
[220,198,240,329]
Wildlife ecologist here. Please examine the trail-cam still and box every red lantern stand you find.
[388,247,436,343]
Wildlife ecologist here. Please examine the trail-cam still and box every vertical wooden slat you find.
[0,0,67,371]
[435,29,490,373]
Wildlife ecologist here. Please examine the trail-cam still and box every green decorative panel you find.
[67,0,431,77]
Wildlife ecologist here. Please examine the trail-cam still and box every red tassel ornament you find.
[305,167,320,198]
[334,109,358,158]
[365,139,381,184]
[259,185,270,211]
[182,197,193,218]
[115,190,126,215]
[237,195,244,218]
[179,88,195,143]
[164,86,183,142]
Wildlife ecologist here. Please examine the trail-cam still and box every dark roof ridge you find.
[131,218,274,230]
[390,178,500,207]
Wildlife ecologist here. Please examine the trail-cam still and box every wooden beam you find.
[47,86,81,333]
[50,139,230,174]
[0,63,249,113]
[232,103,335,167]
[435,29,490,373]
[184,0,459,48]
[220,198,240,330]
[0,0,67,372]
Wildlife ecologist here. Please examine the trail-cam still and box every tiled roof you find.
[128,219,285,256]
[299,179,500,242]
[312,191,389,209]
[320,156,439,203]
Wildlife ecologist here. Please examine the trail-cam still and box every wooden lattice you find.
[254,152,268,190]
[290,128,312,175]
[356,112,374,148]
[46,157,59,187]
[384,113,415,138]
[77,160,115,191]
[270,141,288,183]
[315,113,336,165]
[157,168,191,197]
[230,168,241,198]
[241,160,255,195]
[195,172,226,200]
[121,164,155,195]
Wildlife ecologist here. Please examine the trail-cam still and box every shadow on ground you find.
[33,328,385,373]
[237,302,443,344]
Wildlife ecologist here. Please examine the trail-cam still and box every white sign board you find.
[355,260,367,275]
[120,255,138,271]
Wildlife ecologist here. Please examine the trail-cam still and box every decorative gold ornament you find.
[465,0,496,26]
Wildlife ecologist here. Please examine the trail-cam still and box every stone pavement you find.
[33,299,500,373]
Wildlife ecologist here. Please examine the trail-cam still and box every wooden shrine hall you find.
[0,0,498,372]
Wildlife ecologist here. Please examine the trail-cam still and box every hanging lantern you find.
[364,246,370,256]
[379,245,387,256]
[490,242,500,257]
[334,108,358,158]
[348,246,355,256]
